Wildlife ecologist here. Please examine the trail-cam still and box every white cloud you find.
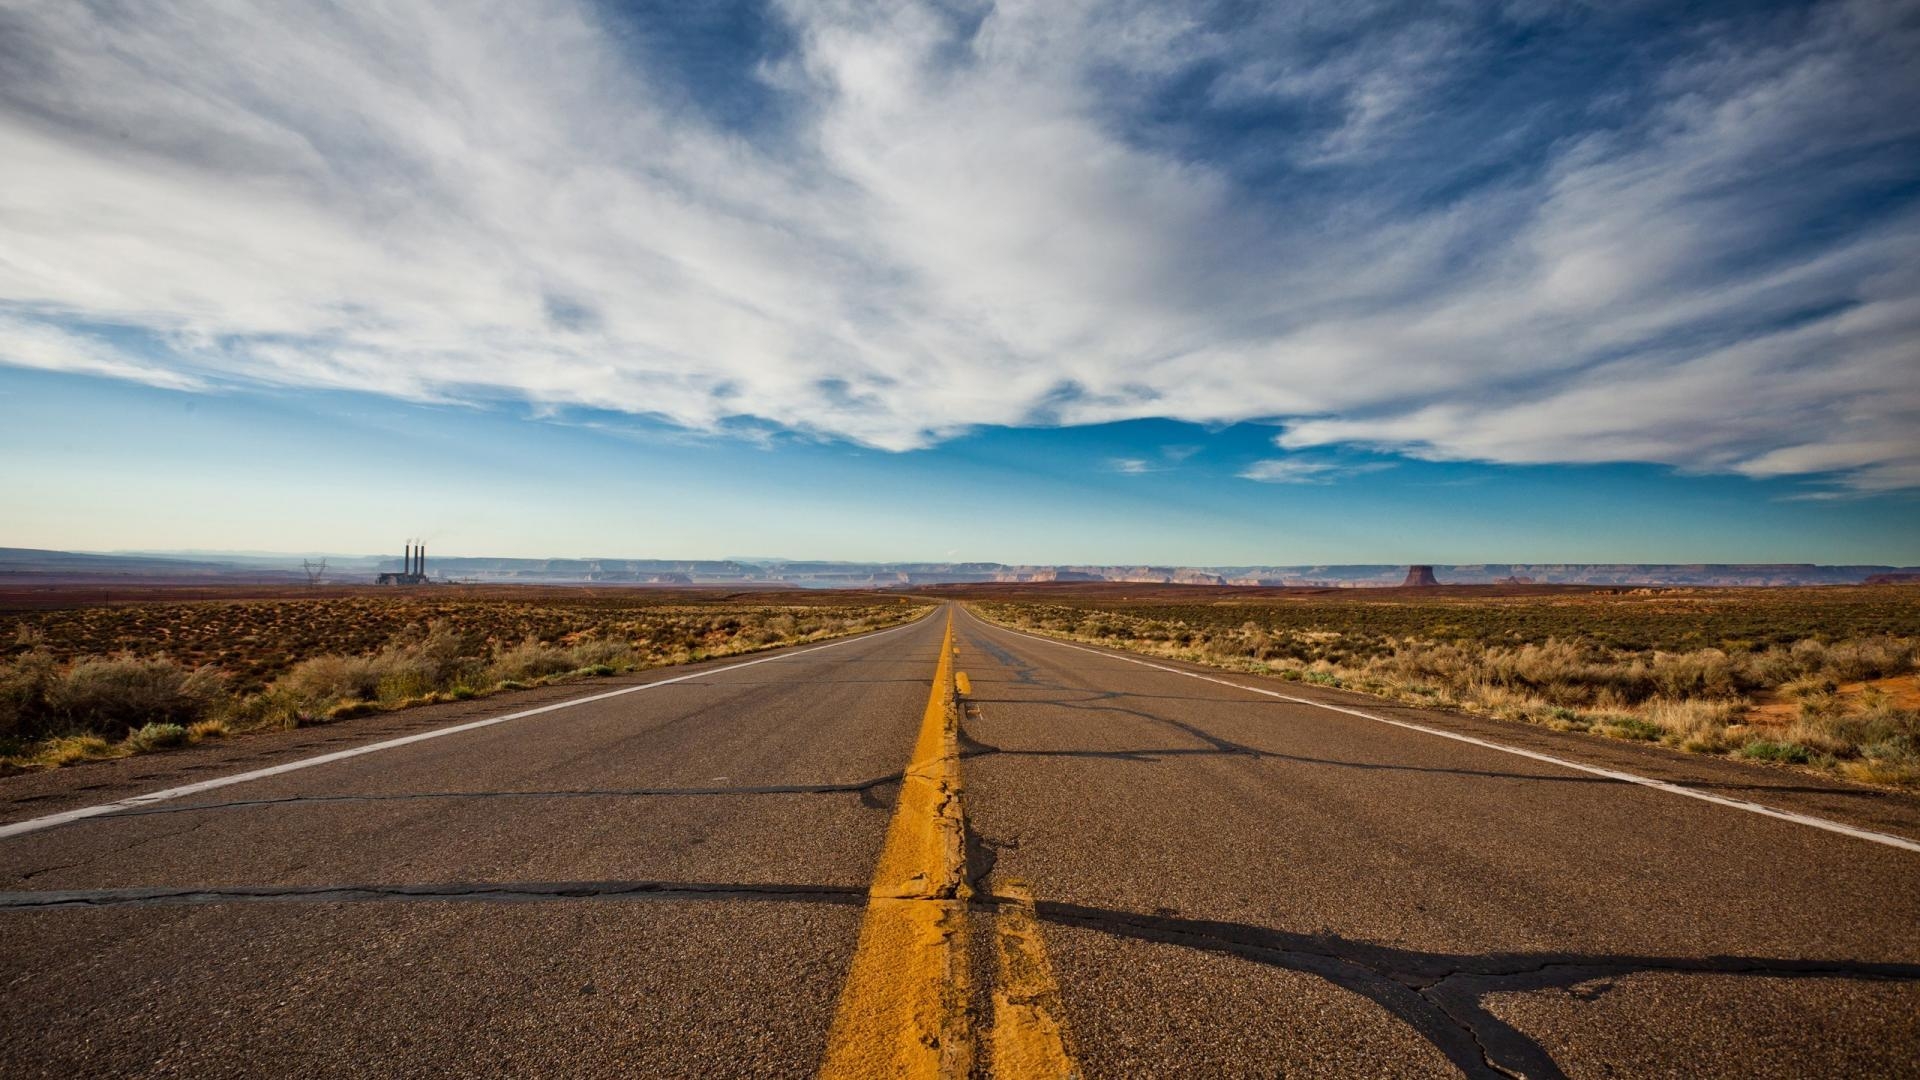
[0,316,204,392]
[1238,458,1392,484]
[0,0,1915,489]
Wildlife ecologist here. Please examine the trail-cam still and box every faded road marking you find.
[991,882,1081,1079]
[820,612,972,1079]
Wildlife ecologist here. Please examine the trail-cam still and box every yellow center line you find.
[819,612,972,1079]
[991,881,1081,1079]
[819,610,1081,1079]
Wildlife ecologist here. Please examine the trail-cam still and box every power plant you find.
[377,541,431,586]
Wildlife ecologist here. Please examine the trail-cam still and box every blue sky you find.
[1,1,1917,563]
[6,367,1915,564]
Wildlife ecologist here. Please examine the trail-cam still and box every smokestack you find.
[418,544,425,577]
[404,543,411,576]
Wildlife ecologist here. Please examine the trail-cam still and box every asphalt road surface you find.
[2,604,1917,1078]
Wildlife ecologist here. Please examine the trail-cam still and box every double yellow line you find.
[819,611,1079,1079]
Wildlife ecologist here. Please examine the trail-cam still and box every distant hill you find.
[3,548,1915,588]
[0,547,309,585]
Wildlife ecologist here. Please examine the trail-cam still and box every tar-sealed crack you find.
[26,776,910,831]
[1022,900,1920,1080]
[0,879,868,910]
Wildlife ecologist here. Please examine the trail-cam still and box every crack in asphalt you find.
[0,879,869,910]
[1023,900,1920,1080]
[8,776,910,832]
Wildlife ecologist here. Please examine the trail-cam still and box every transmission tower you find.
[302,558,328,586]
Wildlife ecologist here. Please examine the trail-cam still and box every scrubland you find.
[0,591,929,770]
[973,587,1920,787]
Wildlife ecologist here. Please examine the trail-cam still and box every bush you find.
[564,639,635,670]
[488,638,578,683]
[1642,697,1740,752]
[36,734,115,767]
[0,650,61,740]
[1597,716,1664,742]
[1740,739,1814,764]
[278,653,384,707]
[1820,637,1913,683]
[1800,703,1920,758]
[126,722,190,751]
[45,656,224,738]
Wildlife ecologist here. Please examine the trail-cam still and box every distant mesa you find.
[1865,572,1920,585]
[1402,565,1441,587]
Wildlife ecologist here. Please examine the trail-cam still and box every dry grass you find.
[1,596,930,769]
[973,588,1920,787]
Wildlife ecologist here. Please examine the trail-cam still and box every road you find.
[2,604,1917,1078]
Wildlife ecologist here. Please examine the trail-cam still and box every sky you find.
[2,0,1917,564]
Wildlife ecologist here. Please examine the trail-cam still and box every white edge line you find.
[0,616,931,841]
[968,610,1920,856]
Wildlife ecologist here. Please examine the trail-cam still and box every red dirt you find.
[1748,674,1920,727]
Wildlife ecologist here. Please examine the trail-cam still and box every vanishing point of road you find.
[3,604,1917,1078]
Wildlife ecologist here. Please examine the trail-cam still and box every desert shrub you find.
[1800,704,1920,757]
[35,734,116,767]
[271,620,491,708]
[1819,637,1913,683]
[1740,646,1800,686]
[378,621,486,692]
[564,638,635,670]
[1596,716,1664,742]
[1650,649,1740,699]
[1788,639,1828,675]
[1740,739,1813,764]
[0,650,61,740]
[488,638,578,683]
[278,654,384,705]
[126,722,189,751]
[44,656,224,738]
[1642,697,1741,751]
